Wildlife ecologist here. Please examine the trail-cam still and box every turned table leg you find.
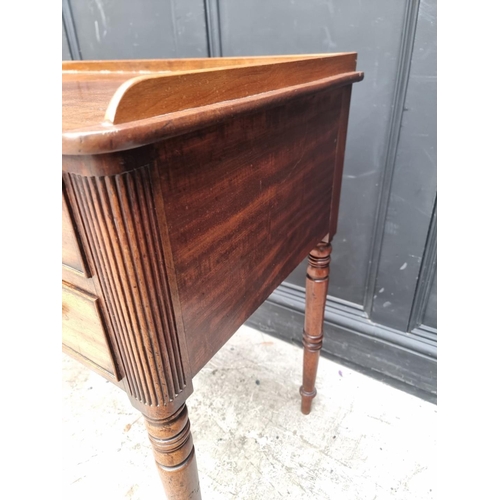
[143,403,201,500]
[300,241,332,415]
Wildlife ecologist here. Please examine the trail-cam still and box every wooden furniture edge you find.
[104,55,359,124]
[61,53,355,72]
[62,71,363,157]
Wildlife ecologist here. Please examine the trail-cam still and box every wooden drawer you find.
[62,189,90,277]
[62,282,119,381]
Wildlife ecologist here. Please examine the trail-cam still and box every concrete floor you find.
[62,325,436,499]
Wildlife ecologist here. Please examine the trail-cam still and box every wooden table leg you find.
[143,403,201,500]
[300,240,332,415]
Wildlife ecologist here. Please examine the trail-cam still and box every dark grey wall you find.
[63,0,437,400]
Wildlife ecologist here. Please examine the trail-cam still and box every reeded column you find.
[63,166,199,498]
[300,241,332,415]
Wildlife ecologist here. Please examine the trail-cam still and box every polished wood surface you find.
[62,54,362,155]
[144,404,201,500]
[62,54,363,498]
[159,86,344,374]
[62,54,356,128]
[62,282,118,381]
[300,241,332,415]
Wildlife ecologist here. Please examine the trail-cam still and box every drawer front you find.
[62,282,118,381]
[62,189,90,277]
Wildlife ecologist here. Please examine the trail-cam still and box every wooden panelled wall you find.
[62,0,436,401]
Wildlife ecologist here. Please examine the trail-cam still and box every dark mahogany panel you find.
[157,88,345,374]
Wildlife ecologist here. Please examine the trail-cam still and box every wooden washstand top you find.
[62,54,363,155]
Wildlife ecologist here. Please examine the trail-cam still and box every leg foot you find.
[300,241,331,415]
[144,403,202,500]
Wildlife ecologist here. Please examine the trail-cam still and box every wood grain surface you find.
[62,54,362,155]
[62,282,118,381]
[62,54,363,499]
[157,87,344,374]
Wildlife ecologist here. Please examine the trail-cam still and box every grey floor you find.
[62,325,436,499]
